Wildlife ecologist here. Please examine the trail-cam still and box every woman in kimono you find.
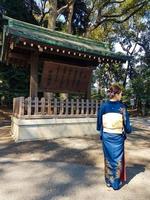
[97,83,132,190]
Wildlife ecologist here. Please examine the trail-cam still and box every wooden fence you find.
[13,97,101,118]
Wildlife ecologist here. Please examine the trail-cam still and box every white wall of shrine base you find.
[11,117,98,142]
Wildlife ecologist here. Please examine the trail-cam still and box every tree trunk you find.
[48,0,57,30]
[85,26,93,37]
[66,0,75,34]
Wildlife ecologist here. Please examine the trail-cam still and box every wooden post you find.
[71,99,74,115]
[60,100,64,115]
[54,98,57,115]
[96,100,98,115]
[86,99,89,115]
[30,51,38,97]
[13,98,16,115]
[91,99,94,115]
[27,97,32,116]
[76,99,79,115]
[81,99,84,114]
[34,97,38,115]
[65,99,69,115]
[48,97,52,115]
[41,97,45,115]
[18,97,24,117]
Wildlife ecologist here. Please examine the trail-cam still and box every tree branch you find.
[57,4,68,15]
[39,0,48,24]
[57,0,76,15]
[89,0,147,33]
[87,0,97,20]
[99,0,111,11]
[41,0,46,9]
[112,3,146,23]
[102,1,146,18]
[111,0,125,3]
[120,42,130,55]
[131,42,138,55]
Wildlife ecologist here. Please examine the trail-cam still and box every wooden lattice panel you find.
[40,61,92,93]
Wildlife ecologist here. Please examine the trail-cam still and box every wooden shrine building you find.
[0,16,129,142]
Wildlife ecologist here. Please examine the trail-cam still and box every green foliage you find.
[0,63,30,104]
[91,88,106,100]
[89,25,113,42]
[0,0,37,105]
[121,88,133,106]
[0,0,38,24]
[94,63,126,90]
[131,64,150,107]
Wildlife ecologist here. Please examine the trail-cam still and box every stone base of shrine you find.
[11,117,98,142]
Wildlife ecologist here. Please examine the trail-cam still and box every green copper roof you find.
[0,16,130,62]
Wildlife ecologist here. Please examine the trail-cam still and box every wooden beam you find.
[8,52,31,64]
[30,51,39,97]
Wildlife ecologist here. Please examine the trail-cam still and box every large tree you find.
[37,0,87,34]
[91,3,149,105]
[36,0,149,34]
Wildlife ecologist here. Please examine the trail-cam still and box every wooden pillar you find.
[30,51,38,97]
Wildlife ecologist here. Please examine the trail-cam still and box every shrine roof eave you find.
[0,16,131,63]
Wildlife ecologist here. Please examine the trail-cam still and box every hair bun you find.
[108,83,122,98]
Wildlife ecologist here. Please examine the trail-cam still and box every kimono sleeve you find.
[123,108,132,134]
[96,104,105,131]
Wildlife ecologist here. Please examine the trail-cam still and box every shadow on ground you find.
[0,160,102,200]
[126,164,145,184]
[0,118,150,200]
[0,121,150,167]
[0,136,102,166]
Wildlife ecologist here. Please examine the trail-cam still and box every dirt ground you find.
[0,117,150,200]
[0,117,150,170]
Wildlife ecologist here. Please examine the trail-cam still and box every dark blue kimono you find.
[97,100,132,190]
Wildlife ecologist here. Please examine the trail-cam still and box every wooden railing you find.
[13,97,101,118]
